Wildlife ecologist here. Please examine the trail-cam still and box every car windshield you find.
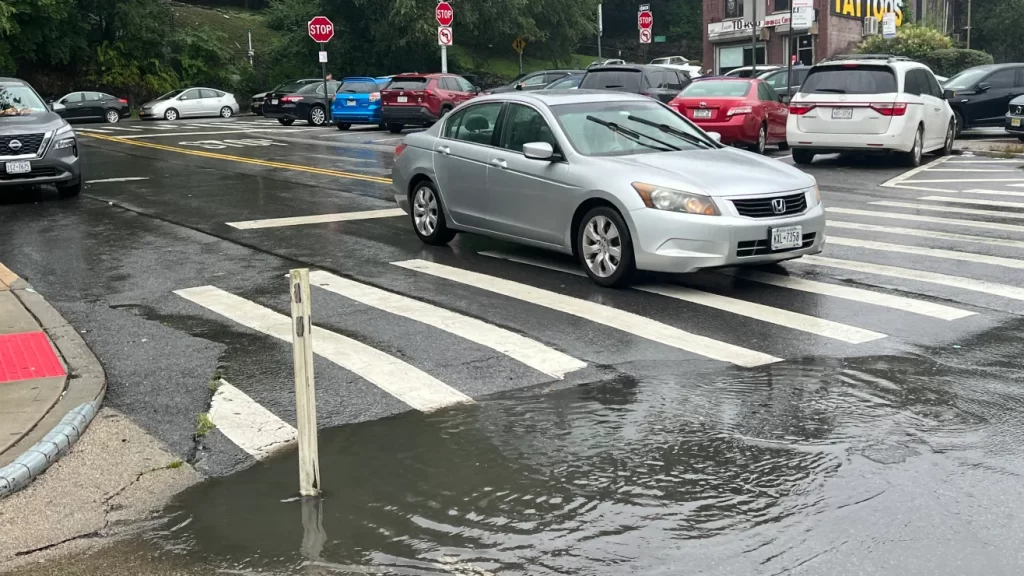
[546,76,581,89]
[156,89,186,100]
[579,70,643,92]
[651,58,670,65]
[944,68,991,90]
[799,65,896,94]
[339,81,377,93]
[680,80,751,97]
[0,84,47,116]
[552,100,714,156]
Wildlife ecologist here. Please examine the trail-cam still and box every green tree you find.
[858,23,952,59]
[971,0,1024,62]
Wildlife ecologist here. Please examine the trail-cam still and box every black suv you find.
[578,65,692,103]
[943,63,1024,135]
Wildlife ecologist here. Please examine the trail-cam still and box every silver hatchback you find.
[393,90,826,287]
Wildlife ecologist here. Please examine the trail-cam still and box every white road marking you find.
[722,269,973,321]
[881,156,951,188]
[828,220,1024,249]
[393,259,781,367]
[869,201,1024,220]
[227,208,406,230]
[800,256,1024,301]
[904,178,1024,183]
[827,207,1024,233]
[918,196,1024,209]
[828,236,1024,270]
[957,188,1024,198]
[209,379,296,460]
[174,286,473,412]
[85,177,150,184]
[76,128,113,134]
[106,126,143,132]
[309,271,585,379]
[116,128,320,139]
[944,159,1023,163]
[921,169,1016,172]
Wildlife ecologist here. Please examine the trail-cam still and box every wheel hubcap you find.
[582,215,621,278]
[413,187,438,236]
[167,111,176,120]
[222,108,230,117]
[759,128,766,153]
[313,109,324,124]
[107,111,118,122]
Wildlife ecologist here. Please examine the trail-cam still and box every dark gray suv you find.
[0,77,82,197]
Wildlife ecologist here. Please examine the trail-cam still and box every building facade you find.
[702,0,907,75]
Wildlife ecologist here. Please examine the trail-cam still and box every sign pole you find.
[441,44,448,73]
[320,42,330,124]
[786,0,794,99]
[751,21,757,74]
[597,3,603,58]
[290,268,320,498]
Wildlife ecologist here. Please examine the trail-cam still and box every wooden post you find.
[290,268,321,497]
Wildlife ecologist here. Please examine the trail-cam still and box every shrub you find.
[923,48,995,77]
[858,23,953,60]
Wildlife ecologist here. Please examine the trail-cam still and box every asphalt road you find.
[3,117,1024,574]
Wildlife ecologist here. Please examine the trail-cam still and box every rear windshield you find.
[800,65,897,95]
[579,70,643,92]
[388,78,429,91]
[681,80,751,97]
[277,82,309,94]
[339,81,377,94]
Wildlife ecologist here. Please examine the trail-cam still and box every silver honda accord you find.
[393,90,825,287]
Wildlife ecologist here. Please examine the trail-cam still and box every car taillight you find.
[395,143,407,158]
[870,102,908,116]
[281,95,303,103]
[369,92,381,102]
[118,98,128,104]
[789,104,816,115]
[727,105,753,116]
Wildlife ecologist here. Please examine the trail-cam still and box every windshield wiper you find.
[626,115,712,149]
[814,88,847,93]
[585,115,679,152]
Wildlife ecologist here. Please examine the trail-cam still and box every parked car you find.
[251,78,320,116]
[139,88,240,121]
[392,90,824,287]
[0,77,81,197]
[484,70,583,94]
[724,65,780,78]
[786,55,955,167]
[544,72,585,90]
[332,76,392,130]
[757,66,812,102]
[588,59,626,69]
[381,73,479,134]
[1006,95,1024,141]
[942,63,1024,136]
[53,91,130,124]
[579,64,692,103]
[262,80,341,126]
[649,56,703,78]
[669,78,789,154]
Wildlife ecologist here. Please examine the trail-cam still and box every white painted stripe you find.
[1010,184,1024,188]
[309,271,585,379]
[149,125,176,130]
[227,208,406,230]
[85,177,150,184]
[944,159,1023,163]
[721,269,973,321]
[209,379,296,460]
[828,236,1024,270]
[174,286,472,412]
[799,256,1024,301]
[922,169,1016,172]
[393,259,781,367]
[869,201,1024,220]
[918,196,1024,209]
[827,207,1024,233]
[828,220,1024,249]
[106,126,144,132]
[119,128,320,139]
[905,178,1024,183]
[76,128,113,134]
[958,188,1024,198]
[636,284,886,343]
[881,156,950,188]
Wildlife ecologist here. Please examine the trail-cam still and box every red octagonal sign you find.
[436,2,454,27]
[308,16,335,43]
[638,10,653,30]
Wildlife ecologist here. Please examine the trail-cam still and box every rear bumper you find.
[262,104,306,121]
[382,106,437,125]
[786,124,916,153]
[332,107,383,125]
[692,115,759,144]
[251,101,264,115]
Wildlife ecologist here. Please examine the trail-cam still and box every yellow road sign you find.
[512,37,526,53]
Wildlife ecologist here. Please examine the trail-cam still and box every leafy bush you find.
[923,48,995,77]
[857,23,952,60]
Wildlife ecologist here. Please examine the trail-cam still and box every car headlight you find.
[806,182,821,207]
[633,182,720,216]
[53,124,76,149]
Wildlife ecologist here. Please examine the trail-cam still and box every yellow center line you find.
[83,132,393,185]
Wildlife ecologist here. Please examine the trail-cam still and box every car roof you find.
[342,76,379,82]
[693,76,756,82]
[0,77,29,85]
[586,64,678,72]
[469,89,655,107]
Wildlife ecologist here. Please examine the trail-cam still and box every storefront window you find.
[775,0,790,11]
[785,34,814,66]
[717,44,766,75]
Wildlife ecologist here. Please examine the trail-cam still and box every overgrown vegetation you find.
[194,413,215,437]
[858,23,994,77]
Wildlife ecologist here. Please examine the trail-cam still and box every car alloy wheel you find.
[749,125,766,154]
[105,110,120,123]
[220,107,233,118]
[582,214,622,278]
[413,186,439,237]
[310,106,326,126]
[939,120,954,156]
[165,109,178,121]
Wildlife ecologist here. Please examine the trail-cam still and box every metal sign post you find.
[513,37,526,74]
[436,2,454,73]
[751,21,757,74]
[786,0,794,98]
[308,16,335,125]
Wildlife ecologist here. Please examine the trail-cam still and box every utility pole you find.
[786,0,794,98]
[597,3,603,58]
[966,0,972,49]
[751,21,758,74]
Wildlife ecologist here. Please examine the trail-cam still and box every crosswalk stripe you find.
[800,256,1024,301]
[918,196,1024,209]
[309,271,586,379]
[922,169,1016,172]
[393,259,781,368]
[721,269,973,320]
[826,207,1024,233]
[227,208,405,230]
[869,201,1024,220]
[149,125,176,130]
[905,178,1024,183]
[829,236,1024,270]
[174,286,473,412]
[959,188,1024,198]
[828,220,1024,249]
[209,379,296,460]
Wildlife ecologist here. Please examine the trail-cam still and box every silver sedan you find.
[392,90,826,287]
[139,87,240,121]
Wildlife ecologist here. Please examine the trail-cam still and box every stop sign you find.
[308,16,335,43]
[436,2,454,27]
[638,10,653,30]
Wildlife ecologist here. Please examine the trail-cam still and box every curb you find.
[0,272,107,500]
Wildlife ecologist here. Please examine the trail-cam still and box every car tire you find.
[388,123,404,134]
[378,122,387,130]
[440,106,452,118]
[902,126,923,167]
[778,140,790,151]
[57,178,82,198]
[953,110,964,138]
[748,124,767,154]
[792,148,814,165]
[308,105,327,126]
[220,106,233,118]
[577,206,635,288]
[1018,136,1024,143]
[104,109,120,124]
[410,181,456,246]
[164,108,179,121]
[278,118,295,126]
[337,123,351,131]
[937,119,955,157]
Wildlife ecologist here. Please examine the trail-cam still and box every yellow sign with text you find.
[832,0,904,27]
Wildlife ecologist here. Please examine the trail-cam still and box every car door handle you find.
[437,146,451,155]
[490,159,507,169]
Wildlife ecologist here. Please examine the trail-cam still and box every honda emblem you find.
[772,198,786,214]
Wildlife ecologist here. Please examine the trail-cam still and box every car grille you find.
[0,133,45,157]
[736,232,817,257]
[731,192,808,218]
[1013,105,1024,116]
[0,166,59,180]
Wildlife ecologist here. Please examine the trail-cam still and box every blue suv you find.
[332,76,392,130]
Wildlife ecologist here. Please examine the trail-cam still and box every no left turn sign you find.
[438,26,453,46]
[639,29,652,44]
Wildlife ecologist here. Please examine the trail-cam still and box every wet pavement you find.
[2,117,1024,574]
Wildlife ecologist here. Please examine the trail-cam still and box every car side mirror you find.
[707,131,722,143]
[977,82,991,92]
[943,88,955,99]
[523,141,554,160]
[51,102,66,112]
[515,83,524,91]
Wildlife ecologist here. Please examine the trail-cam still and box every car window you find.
[651,58,669,65]
[764,83,782,101]
[61,92,83,103]
[444,102,502,146]
[500,104,558,153]
[0,83,49,116]
[543,72,568,85]
[181,89,201,100]
[680,80,751,97]
[924,71,943,98]
[199,89,218,99]
[757,83,771,101]
[546,76,580,90]
[800,65,897,95]
[84,92,104,101]
[647,70,668,89]
[552,100,715,156]
[456,77,475,92]
[579,70,643,92]
[388,78,428,91]
[944,68,990,90]
[903,70,923,96]
[521,74,549,88]
[662,71,684,91]
[986,69,1015,89]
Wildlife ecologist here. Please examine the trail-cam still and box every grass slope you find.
[169,1,279,56]
[449,46,595,80]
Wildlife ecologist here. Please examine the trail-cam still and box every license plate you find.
[771,226,803,251]
[397,96,408,103]
[1013,118,1021,127]
[693,109,712,119]
[831,108,854,119]
[271,99,279,105]
[346,100,357,106]
[5,161,30,175]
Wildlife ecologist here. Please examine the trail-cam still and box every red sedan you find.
[668,78,789,155]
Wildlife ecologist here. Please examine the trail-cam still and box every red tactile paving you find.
[0,331,66,384]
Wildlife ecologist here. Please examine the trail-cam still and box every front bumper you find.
[138,108,161,120]
[0,134,80,189]
[1005,115,1024,134]
[382,106,437,125]
[628,201,826,274]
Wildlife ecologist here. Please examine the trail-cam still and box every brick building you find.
[702,0,908,75]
